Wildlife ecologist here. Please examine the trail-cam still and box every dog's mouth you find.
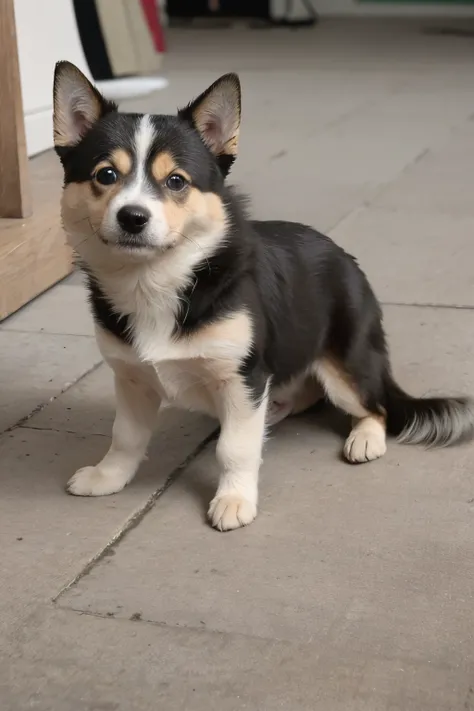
[98,230,178,255]
[99,232,154,252]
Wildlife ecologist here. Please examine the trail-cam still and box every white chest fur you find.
[96,303,253,417]
[87,243,253,415]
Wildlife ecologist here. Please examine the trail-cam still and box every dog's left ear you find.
[53,61,117,150]
[179,73,241,176]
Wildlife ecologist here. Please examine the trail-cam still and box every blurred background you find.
[1,0,474,318]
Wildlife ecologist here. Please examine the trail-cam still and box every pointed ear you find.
[53,61,116,149]
[179,73,241,176]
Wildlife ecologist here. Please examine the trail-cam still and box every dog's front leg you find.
[67,366,161,496]
[208,376,269,531]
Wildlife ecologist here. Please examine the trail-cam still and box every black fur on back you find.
[165,188,388,409]
[86,182,474,449]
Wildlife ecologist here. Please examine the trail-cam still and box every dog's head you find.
[53,62,240,259]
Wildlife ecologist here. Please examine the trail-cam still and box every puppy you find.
[53,62,474,531]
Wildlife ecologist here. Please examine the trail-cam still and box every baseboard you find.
[24,110,54,157]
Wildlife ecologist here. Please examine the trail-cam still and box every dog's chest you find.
[97,294,252,416]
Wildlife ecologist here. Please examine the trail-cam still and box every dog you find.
[53,61,474,531]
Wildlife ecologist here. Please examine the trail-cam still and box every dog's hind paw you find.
[343,417,387,464]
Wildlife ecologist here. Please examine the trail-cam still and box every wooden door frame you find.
[0,0,32,219]
[0,0,72,321]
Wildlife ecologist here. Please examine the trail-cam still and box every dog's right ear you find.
[53,61,116,149]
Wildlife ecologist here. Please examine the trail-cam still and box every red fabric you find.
[140,0,166,53]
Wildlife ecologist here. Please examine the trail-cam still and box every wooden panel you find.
[0,151,72,320]
[0,0,31,217]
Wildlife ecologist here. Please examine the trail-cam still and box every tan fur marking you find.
[151,152,192,184]
[61,178,122,243]
[162,187,227,241]
[93,160,113,175]
[189,310,253,354]
[151,152,175,182]
[110,149,132,175]
[313,357,369,419]
[205,192,227,222]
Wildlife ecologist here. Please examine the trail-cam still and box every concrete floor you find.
[2,20,474,710]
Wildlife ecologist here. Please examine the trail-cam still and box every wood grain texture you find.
[0,151,72,320]
[0,0,32,218]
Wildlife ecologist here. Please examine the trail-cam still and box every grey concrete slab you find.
[331,207,474,307]
[1,284,94,336]
[59,306,474,673]
[373,122,474,218]
[27,362,215,439]
[62,270,85,287]
[242,169,375,233]
[27,362,124,436]
[3,607,472,711]
[355,657,474,711]
[384,304,474,398]
[1,607,368,711]
[0,331,101,433]
[272,88,473,192]
[58,424,474,664]
[0,408,214,643]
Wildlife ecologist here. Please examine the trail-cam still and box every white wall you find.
[14,0,91,157]
[272,0,474,18]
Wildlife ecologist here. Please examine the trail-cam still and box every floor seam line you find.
[381,301,474,311]
[52,428,219,602]
[1,359,103,437]
[0,329,95,337]
[54,605,304,646]
[17,425,110,437]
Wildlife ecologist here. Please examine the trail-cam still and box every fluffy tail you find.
[384,374,474,448]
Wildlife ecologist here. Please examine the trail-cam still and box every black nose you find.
[117,205,150,234]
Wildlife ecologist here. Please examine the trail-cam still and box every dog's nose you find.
[117,205,150,234]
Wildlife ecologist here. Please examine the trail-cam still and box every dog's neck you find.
[78,224,231,364]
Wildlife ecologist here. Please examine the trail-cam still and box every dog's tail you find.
[384,373,474,447]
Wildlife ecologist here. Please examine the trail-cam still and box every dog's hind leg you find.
[313,357,387,463]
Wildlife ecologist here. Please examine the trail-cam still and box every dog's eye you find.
[166,174,187,192]
[95,167,118,186]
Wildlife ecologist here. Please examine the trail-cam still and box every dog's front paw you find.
[66,466,127,497]
[208,493,257,531]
